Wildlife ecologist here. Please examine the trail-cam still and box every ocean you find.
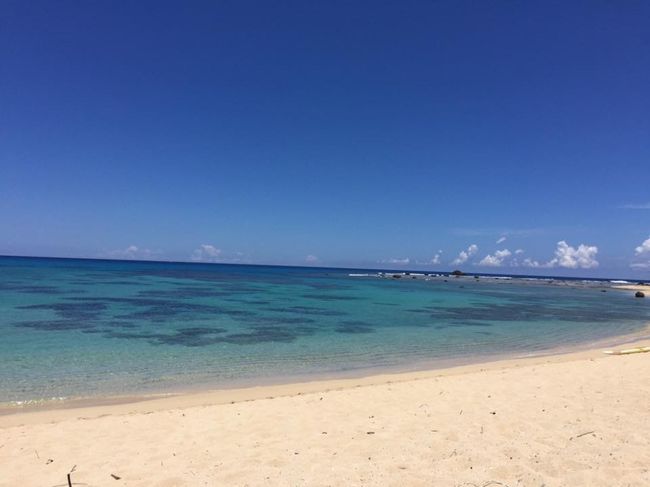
[1,256,648,405]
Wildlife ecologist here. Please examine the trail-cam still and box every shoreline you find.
[2,335,649,486]
[3,327,648,427]
[612,284,650,293]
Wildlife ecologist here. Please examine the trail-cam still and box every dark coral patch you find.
[97,299,257,322]
[155,327,227,347]
[15,320,95,331]
[300,294,361,301]
[102,327,225,347]
[335,320,375,334]
[266,306,347,316]
[219,326,297,344]
[253,316,317,325]
[16,302,107,321]
[224,298,271,305]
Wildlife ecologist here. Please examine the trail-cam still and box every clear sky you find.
[1,1,649,277]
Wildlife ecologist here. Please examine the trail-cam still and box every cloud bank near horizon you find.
[87,235,650,276]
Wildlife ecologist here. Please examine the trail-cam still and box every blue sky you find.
[1,1,649,277]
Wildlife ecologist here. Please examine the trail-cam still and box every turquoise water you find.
[1,256,649,404]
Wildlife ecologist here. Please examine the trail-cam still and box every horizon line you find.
[0,253,645,283]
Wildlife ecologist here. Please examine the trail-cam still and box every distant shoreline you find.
[612,284,650,293]
[1,254,647,283]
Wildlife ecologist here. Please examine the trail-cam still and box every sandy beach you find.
[2,340,649,487]
[613,284,650,293]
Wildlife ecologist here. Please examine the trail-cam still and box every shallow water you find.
[1,256,649,403]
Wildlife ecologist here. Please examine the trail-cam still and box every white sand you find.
[1,342,650,486]
[612,284,649,294]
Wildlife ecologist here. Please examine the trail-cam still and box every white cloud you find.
[631,237,650,269]
[451,254,467,265]
[519,241,599,269]
[305,254,319,264]
[106,245,158,260]
[451,244,478,265]
[496,236,507,244]
[547,241,599,269]
[635,237,650,255]
[620,203,650,210]
[478,249,512,267]
[380,257,410,265]
[120,245,139,258]
[522,258,542,268]
[509,249,525,267]
[413,251,443,266]
[191,244,222,262]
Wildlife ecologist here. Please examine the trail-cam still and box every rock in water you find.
[635,291,645,298]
